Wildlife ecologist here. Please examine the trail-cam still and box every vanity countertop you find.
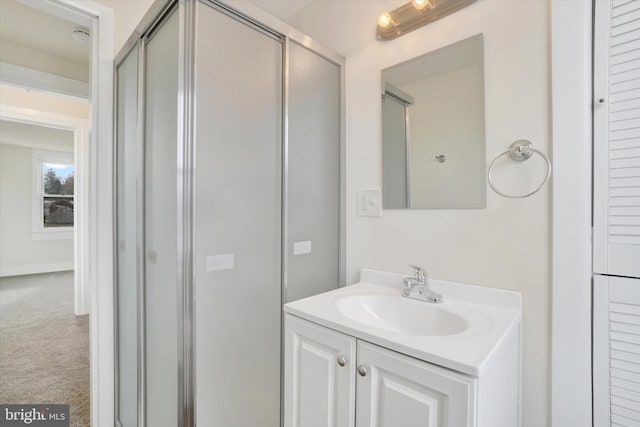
[284,268,522,376]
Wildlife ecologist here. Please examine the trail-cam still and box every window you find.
[32,149,74,239]
[43,161,74,227]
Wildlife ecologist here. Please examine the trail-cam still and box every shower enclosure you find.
[114,1,344,426]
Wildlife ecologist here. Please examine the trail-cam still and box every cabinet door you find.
[285,315,356,427]
[594,275,640,426]
[593,0,640,277]
[356,341,476,427]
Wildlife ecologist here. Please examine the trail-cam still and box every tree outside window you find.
[42,162,74,227]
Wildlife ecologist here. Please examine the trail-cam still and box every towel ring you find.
[488,140,551,198]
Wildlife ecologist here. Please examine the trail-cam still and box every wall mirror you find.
[382,34,486,209]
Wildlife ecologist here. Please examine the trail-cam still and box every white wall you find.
[0,126,74,276]
[550,2,593,425]
[286,1,551,425]
[96,0,154,55]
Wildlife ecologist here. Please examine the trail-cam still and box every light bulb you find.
[378,12,392,28]
[412,0,434,11]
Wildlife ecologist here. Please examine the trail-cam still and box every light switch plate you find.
[357,188,382,217]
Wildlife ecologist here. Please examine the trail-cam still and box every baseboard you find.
[0,262,74,277]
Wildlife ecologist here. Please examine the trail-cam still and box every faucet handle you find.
[408,265,426,282]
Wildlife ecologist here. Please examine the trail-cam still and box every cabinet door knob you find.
[357,365,367,377]
[337,356,346,367]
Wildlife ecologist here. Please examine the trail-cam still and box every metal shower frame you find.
[112,1,346,426]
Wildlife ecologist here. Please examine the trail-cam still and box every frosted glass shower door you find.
[144,9,180,427]
[194,2,282,426]
[286,42,341,303]
[115,45,139,427]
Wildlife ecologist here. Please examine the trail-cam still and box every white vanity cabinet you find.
[285,314,477,427]
[284,314,356,427]
[283,269,522,427]
[356,340,476,427]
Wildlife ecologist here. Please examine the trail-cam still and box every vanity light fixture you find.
[378,12,394,28]
[376,0,477,41]
[412,0,435,11]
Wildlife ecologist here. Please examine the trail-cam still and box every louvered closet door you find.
[594,276,640,426]
[594,0,640,278]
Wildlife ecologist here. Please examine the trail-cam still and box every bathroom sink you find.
[335,295,468,336]
[284,268,522,375]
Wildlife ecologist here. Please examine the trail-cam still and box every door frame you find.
[50,1,115,426]
[550,1,593,426]
[0,105,90,315]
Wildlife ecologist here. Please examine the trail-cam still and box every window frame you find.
[32,148,74,240]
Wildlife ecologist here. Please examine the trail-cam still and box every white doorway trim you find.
[49,1,115,426]
[0,62,90,99]
[550,1,593,426]
[0,104,90,316]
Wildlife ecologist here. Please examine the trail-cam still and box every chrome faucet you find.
[402,265,442,303]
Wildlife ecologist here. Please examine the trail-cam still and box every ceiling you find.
[247,0,407,56]
[0,0,90,66]
[250,0,315,20]
[0,0,413,79]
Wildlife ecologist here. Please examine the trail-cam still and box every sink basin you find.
[284,269,522,375]
[335,295,468,336]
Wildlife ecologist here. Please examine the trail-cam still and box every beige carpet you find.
[0,271,90,426]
